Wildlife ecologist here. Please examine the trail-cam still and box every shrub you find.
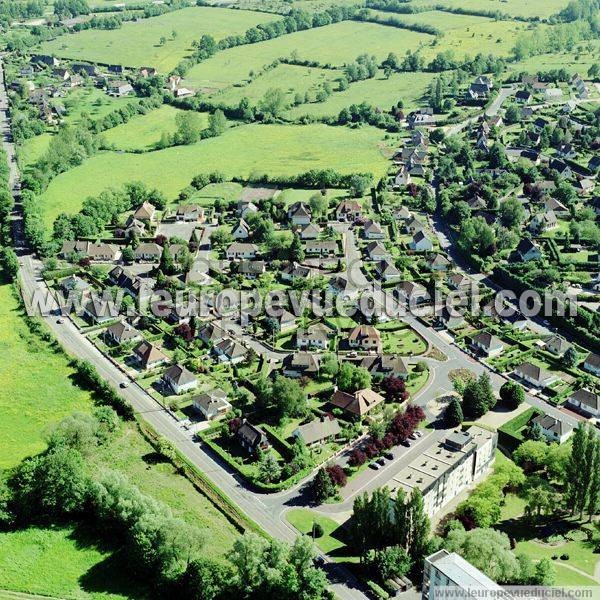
[312,522,324,538]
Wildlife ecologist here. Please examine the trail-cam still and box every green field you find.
[18,132,53,167]
[211,63,342,107]
[510,39,600,75]
[61,86,137,126]
[0,526,141,599]
[420,18,536,60]
[286,70,434,119]
[39,123,391,227]
[368,8,494,31]
[103,105,208,151]
[185,21,433,90]
[0,281,92,468]
[407,0,570,19]
[40,7,280,71]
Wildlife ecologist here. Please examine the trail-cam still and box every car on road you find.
[120,381,129,388]
[369,462,381,470]
[56,318,64,324]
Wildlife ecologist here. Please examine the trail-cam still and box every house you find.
[549,158,572,178]
[428,254,451,272]
[237,200,258,218]
[237,421,270,454]
[374,259,400,282]
[133,341,167,369]
[168,75,181,91]
[163,364,198,395]
[239,260,266,279]
[544,197,568,215]
[60,275,91,296]
[336,199,362,222]
[53,67,70,81]
[575,178,595,195]
[305,240,337,256]
[226,242,258,260]
[588,156,600,173]
[71,63,98,77]
[296,323,332,350]
[531,414,573,444]
[529,209,557,233]
[134,242,162,262]
[355,354,409,380]
[447,272,471,290]
[521,106,535,119]
[395,166,412,187]
[409,230,433,252]
[468,82,490,101]
[394,205,412,222]
[280,263,316,283]
[31,54,60,67]
[544,334,571,357]
[274,310,296,332]
[108,81,134,97]
[557,143,576,159]
[197,322,227,346]
[232,219,251,240]
[514,362,557,388]
[395,281,431,305]
[566,388,599,418]
[299,222,320,240]
[287,202,311,226]
[193,389,232,420]
[133,201,156,222]
[434,306,465,330]
[328,276,358,299]
[583,353,600,376]
[293,416,341,448]
[212,337,247,364]
[515,90,532,104]
[121,215,146,238]
[83,299,116,324]
[516,238,542,262]
[365,241,389,262]
[175,87,193,98]
[407,109,434,128]
[363,220,385,240]
[176,204,204,222]
[533,116,549,131]
[59,241,121,262]
[104,320,141,345]
[405,216,425,234]
[282,352,321,378]
[348,325,381,352]
[108,266,152,299]
[139,67,157,78]
[470,332,504,357]
[330,388,384,418]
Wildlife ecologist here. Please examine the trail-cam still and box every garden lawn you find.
[553,564,599,586]
[39,123,391,228]
[103,105,208,151]
[0,281,93,469]
[40,7,280,71]
[211,63,342,107]
[408,0,570,19]
[61,86,137,126]
[381,327,427,355]
[185,21,433,90]
[286,70,434,119]
[0,525,143,599]
[514,539,598,578]
[286,509,358,563]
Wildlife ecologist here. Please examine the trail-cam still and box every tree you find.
[499,381,525,408]
[309,192,328,218]
[457,217,496,258]
[406,488,430,565]
[381,375,407,403]
[159,244,175,275]
[462,373,495,418]
[513,439,550,473]
[348,174,372,198]
[181,558,234,599]
[446,396,463,426]
[504,103,520,124]
[563,346,578,367]
[499,197,526,230]
[256,450,282,484]
[271,375,308,421]
[175,111,204,145]
[372,545,411,581]
[258,87,287,120]
[320,353,338,378]
[290,233,305,262]
[312,468,336,502]
[337,362,371,393]
[288,536,328,600]
[533,558,555,585]
[208,109,227,137]
[444,527,520,583]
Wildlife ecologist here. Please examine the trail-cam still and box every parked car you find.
[400,439,410,447]
[414,430,423,438]
[376,457,385,466]
[384,452,394,460]
[369,462,381,470]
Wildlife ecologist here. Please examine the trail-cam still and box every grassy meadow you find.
[368,9,494,31]
[18,132,52,167]
[407,0,571,19]
[211,63,342,106]
[509,39,600,75]
[39,123,391,227]
[41,7,280,71]
[286,70,434,119]
[103,105,208,151]
[184,21,433,90]
[0,281,93,468]
[61,86,137,126]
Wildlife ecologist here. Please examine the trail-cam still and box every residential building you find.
[389,426,497,518]
[108,81,133,97]
[515,238,542,262]
[296,323,332,350]
[104,320,141,345]
[409,231,433,252]
[212,337,247,364]
[232,219,251,240]
[422,550,506,600]
[287,202,311,226]
[83,299,116,324]
[363,220,385,240]
[282,352,321,378]
[193,389,231,420]
[237,420,270,454]
[330,388,385,418]
[336,199,362,222]
[134,242,162,262]
[176,204,204,222]
[375,259,400,282]
[365,241,389,262]
[531,413,573,444]
[197,322,227,346]
[226,242,258,260]
[354,354,409,380]
[163,364,198,395]
[395,281,431,305]
[514,362,558,388]
[583,353,600,376]
[348,325,381,352]
[293,416,341,448]
[428,254,451,272]
[566,388,599,418]
[299,222,321,240]
[239,260,266,279]
[133,201,156,222]
[305,240,338,256]
[544,334,571,357]
[328,276,358,299]
[133,341,167,369]
[470,332,504,357]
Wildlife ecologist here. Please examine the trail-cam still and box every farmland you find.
[367,9,495,32]
[407,0,571,19]
[286,70,435,119]
[510,39,600,75]
[103,105,208,151]
[40,7,280,71]
[39,123,391,227]
[184,20,433,90]
[0,281,92,469]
